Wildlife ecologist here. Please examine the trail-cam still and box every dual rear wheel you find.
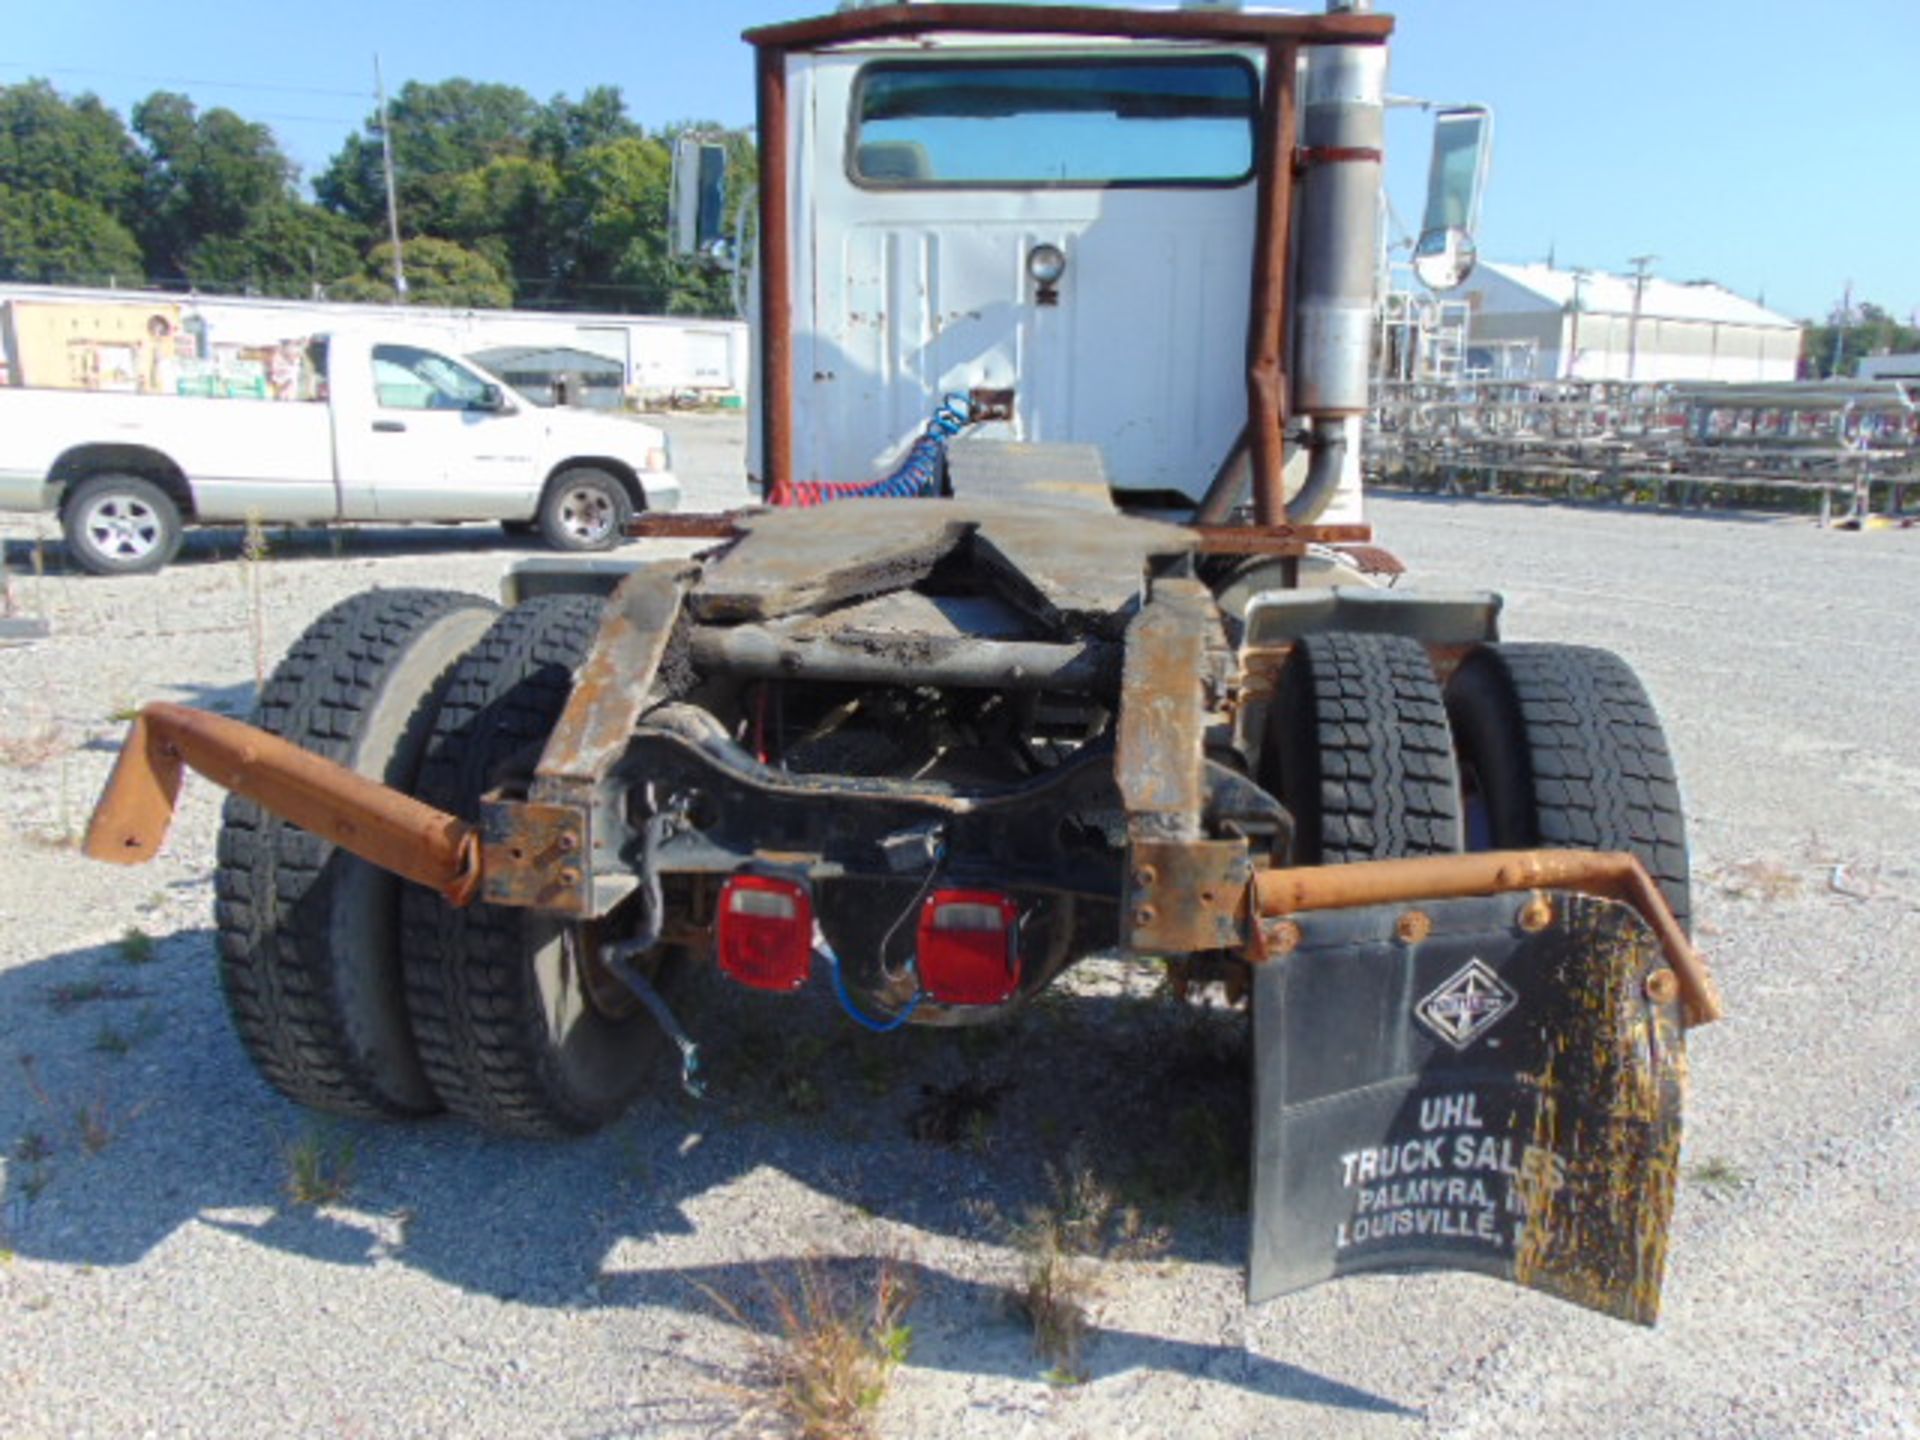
[217,589,679,1136]
[1264,631,1690,928]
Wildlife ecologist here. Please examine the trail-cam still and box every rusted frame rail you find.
[84,701,1721,1031]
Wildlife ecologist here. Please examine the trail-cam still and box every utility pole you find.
[1566,269,1590,380]
[375,55,407,303]
[1626,254,1657,383]
[1829,281,1852,377]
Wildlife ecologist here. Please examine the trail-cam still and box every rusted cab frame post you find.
[1247,40,1300,525]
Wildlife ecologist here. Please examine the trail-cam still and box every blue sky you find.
[7,1,1916,324]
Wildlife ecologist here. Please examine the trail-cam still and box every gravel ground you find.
[0,416,1915,1439]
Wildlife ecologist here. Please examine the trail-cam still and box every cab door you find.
[334,343,534,520]
[796,48,1259,501]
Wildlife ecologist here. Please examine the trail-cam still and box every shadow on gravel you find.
[0,928,1405,1408]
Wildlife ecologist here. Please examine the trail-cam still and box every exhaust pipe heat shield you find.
[1250,891,1685,1325]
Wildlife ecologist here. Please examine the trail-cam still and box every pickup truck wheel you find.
[537,467,631,552]
[1446,643,1691,932]
[215,588,499,1118]
[62,473,183,575]
[1263,631,1462,863]
[400,595,684,1137]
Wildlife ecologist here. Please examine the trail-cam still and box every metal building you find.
[1456,262,1802,384]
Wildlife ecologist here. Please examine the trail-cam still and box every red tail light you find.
[716,874,814,992]
[915,889,1022,1005]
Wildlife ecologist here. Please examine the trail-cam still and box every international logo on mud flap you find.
[1415,959,1518,1050]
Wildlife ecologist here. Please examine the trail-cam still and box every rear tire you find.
[1445,642,1691,931]
[1264,631,1462,863]
[62,473,183,575]
[400,595,682,1136]
[215,588,499,1117]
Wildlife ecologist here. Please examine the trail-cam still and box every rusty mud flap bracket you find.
[1250,890,1685,1325]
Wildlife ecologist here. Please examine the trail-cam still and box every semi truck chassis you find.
[86,498,1718,1323]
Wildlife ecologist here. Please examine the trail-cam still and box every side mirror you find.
[670,137,730,260]
[475,383,508,412]
[1415,105,1492,291]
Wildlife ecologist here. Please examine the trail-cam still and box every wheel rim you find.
[556,485,616,545]
[83,494,162,561]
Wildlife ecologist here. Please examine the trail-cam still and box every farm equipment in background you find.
[84,4,1717,1324]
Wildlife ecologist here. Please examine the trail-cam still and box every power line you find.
[0,61,369,101]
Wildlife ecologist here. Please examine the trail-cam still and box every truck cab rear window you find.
[850,57,1257,188]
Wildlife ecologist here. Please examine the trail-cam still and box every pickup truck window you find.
[850,56,1258,188]
[372,344,494,411]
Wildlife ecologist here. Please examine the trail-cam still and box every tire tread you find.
[216,587,493,1117]
[400,596,613,1136]
[1276,632,1462,863]
[1449,643,1690,931]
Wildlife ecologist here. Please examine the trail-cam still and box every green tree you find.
[0,181,145,284]
[439,154,563,302]
[315,80,754,314]
[183,203,367,298]
[132,92,296,278]
[330,236,512,309]
[533,85,641,165]
[0,80,146,216]
[556,134,672,309]
[1802,301,1920,378]
[318,79,542,233]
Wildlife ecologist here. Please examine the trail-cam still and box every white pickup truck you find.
[0,329,681,574]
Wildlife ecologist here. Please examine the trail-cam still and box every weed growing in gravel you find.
[782,1071,826,1117]
[117,927,157,965]
[12,1131,54,1201]
[906,1076,1010,1148]
[1688,1156,1749,1193]
[92,1007,162,1058]
[76,1098,118,1154]
[1716,858,1803,901]
[0,725,67,769]
[45,978,147,1011]
[282,1125,358,1206]
[20,750,83,849]
[74,1091,148,1155]
[242,509,270,692]
[855,1050,900,1099]
[703,1258,915,1440]
[1119,1100,1246,1215]
[992,1148,1169,1379]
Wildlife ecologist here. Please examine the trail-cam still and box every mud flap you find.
[1249,891,1685,1324]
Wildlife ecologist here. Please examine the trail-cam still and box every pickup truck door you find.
[333,343,538,521]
